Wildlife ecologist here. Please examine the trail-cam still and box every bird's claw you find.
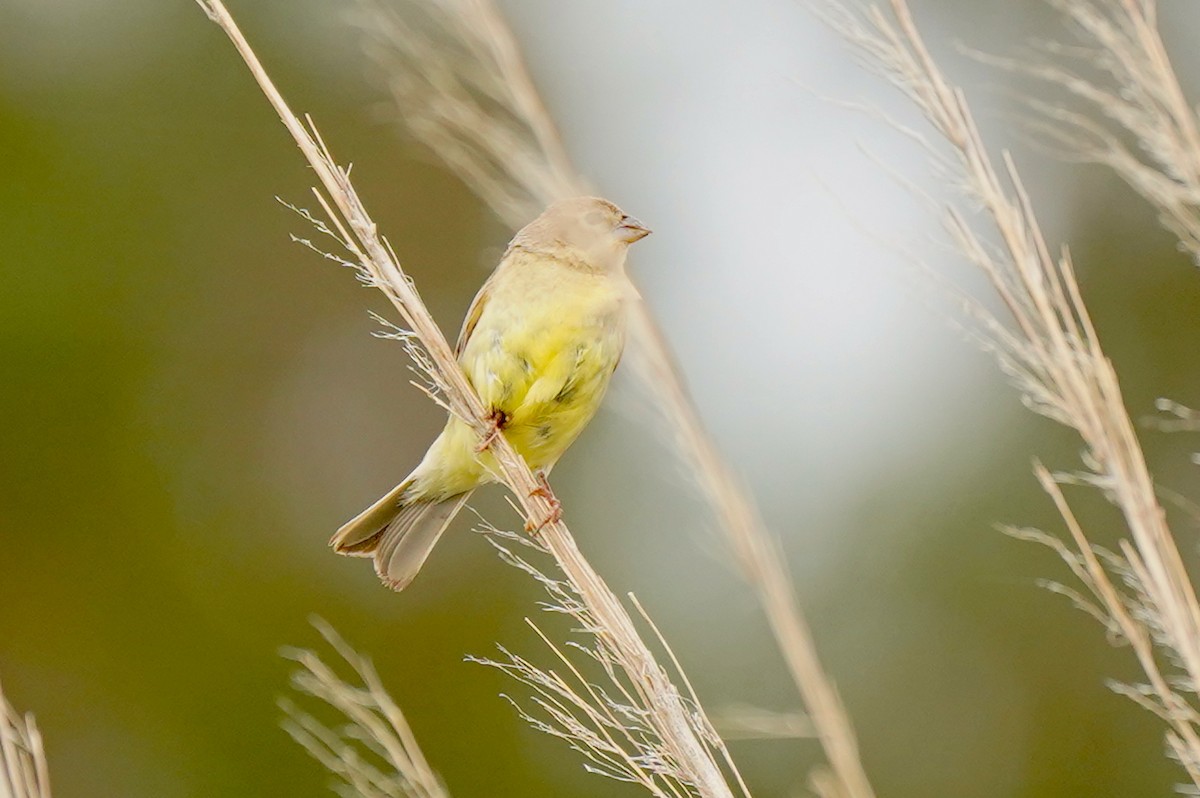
[524,471,562,532]
[476,409,509,453]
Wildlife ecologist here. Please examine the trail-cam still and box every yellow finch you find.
[330,196,651,590]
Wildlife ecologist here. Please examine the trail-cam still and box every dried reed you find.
[0,680,50,798]
[473,525,753,798]
[353,3,875,796]
[988,0,1200,265]
[281,619,449,798]
[194,1,742,795]
[822,0,1200,786]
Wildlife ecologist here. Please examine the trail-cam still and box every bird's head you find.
[514,196,650,272]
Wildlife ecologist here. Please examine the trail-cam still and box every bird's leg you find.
[476,408,509,452]
[524,469,563,532]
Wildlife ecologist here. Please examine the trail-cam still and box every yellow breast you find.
[467,254,626,465]
[411,251,629,498]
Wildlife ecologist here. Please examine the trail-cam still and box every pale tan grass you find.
[352,3,875,796]
[281,619,449,798]
[473,525,752,797]
[711,704,814,741]
[985,0,1200,264]
[0,680,50,798]
[1151,399,1200,433]
[821,0,1200,785]
[193,2,742,795]
[354,0,583,228]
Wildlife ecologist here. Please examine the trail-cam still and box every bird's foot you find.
[476,408,509,452]
[524,470,562,532]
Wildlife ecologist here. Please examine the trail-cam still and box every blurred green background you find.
[3,1,1200,796]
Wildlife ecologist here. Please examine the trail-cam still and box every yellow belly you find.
[411,260,627,499]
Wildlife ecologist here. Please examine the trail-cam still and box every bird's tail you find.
[330,479,473,591]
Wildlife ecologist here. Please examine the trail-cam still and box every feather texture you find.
[333,197,647,590]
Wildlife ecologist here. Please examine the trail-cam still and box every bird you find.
[330,196,651,590]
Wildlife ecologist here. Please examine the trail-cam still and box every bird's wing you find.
[457,244,532,356]
[455,274,493,357]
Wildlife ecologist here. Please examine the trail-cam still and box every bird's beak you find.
[616,215,651,244]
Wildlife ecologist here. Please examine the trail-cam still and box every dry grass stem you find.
[626,315,875,798]
[194,2,740,795]
[355,0,584,228]
[985,0,1200,264]
[711,704,814,741]
[823,0,1200,784]
[0,680,50,798]
[1150,399,1200,433]
[474,527,753,797]
[354,2,875,795]
[281,620,449,798]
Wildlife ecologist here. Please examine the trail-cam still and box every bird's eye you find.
[584,210,607,226]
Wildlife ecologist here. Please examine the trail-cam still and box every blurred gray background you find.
[3,1,1200,796]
